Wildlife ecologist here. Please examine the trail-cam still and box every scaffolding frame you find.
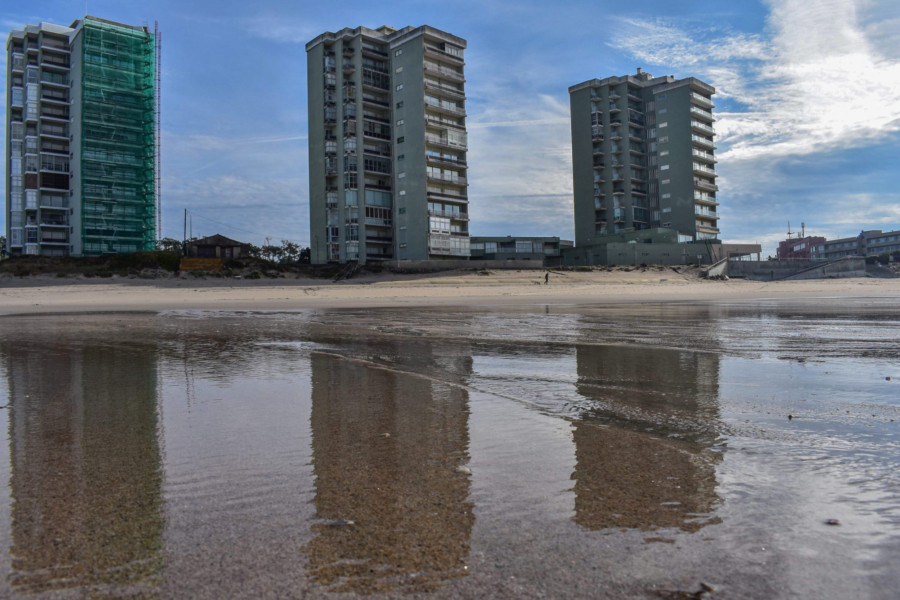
[80,17,156,255]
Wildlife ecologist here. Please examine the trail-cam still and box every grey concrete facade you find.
[306,26,469,265]
[569,70,720,248]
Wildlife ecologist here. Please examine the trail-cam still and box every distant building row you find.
[776,229,900,261]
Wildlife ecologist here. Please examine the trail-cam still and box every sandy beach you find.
[2,268,899,315]
[1,270,898,598]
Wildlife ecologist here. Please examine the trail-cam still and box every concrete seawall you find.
[726,258,867,281]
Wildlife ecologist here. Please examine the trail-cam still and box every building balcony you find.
[694,194,719,206]
[427,173,467,185]
[691,135,716,150]
[690,92,714,108]
[426,154,467,168]
[425,114,466,130]
[690,106,715,122]
[696,222,720,234]
[429,209,469,221]
[425,101,466,118]
[40,112,69,122]
[361,45,388,58]
[39,219,69,228]
[362,95,390,107]
[692,148,716,163]
[424,62,465,82]
[425,134,467,150]
[424,80,465,99]
[609,91,621,100]
[694,207,719,219]
[424,45,465,65]
[426,188,468,201]
[693,177,718,192]
[691,120,715,135]
[692,163,717,177]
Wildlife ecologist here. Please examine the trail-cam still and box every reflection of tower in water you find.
[572,345,722,532]
[5,342,164,594]
[306,345,473,594]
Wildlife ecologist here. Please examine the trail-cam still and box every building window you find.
[661,164,670,170]
[395,84,404,91]
[396,119,404,126]
[395,66,403,73]
[400,242,407,248]
[662,193,671,199]
[399,207,406,213]
[662,207,672,213]
[657,93,667,100]
[658,108,667,114]
[399,190,406,196]
[396,101,404,108]
[659,136,668,143]
[397,154,405,160]
[660,150,669,156]
[659,122,668,128]
[661,179,670,184]
[398,172,406,179]
[395,49,403,56]
[397,136,405,143]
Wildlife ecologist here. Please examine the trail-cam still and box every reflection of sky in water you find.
[0,306,896,598]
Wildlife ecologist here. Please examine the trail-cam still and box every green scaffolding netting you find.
[80,17,156,255]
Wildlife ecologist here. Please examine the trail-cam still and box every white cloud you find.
[611,0,900,161]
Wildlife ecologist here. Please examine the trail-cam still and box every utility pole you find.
[183,208,187,256]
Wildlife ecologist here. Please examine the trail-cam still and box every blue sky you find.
[3,0,899,255]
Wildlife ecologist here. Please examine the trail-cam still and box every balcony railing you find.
[425,100,466,116]
[429,209,469,220]
[693,177,718,191]
[428,173,467,185]
[424,62,464,81]
[424,80,465,98]
[691,120,715,134]
[690,92,714,107]
[694,206,719,218]
[691,134,715,149]
[693,162,717,176]
[692,148,716,162]
[690,106,714,121]
[425,134,467,149]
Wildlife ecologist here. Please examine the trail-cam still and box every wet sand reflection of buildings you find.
[572,344,722,533]
[4,340,164,594]
[305,341,474,594]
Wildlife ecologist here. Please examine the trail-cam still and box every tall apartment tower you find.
[5,16,158,257]
[307,26,470,265]
[569,70,719,247]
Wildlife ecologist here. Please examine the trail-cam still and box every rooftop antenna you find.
[787,221,793,238]
[801,222,805,238]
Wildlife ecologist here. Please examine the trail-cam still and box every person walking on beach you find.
[545,272,549,285]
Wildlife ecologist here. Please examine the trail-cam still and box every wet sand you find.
[1,269,899,314]
[0,279,898,598]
